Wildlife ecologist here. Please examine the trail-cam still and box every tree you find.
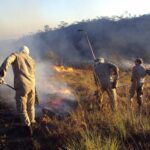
[58,21,68,29]
[44,25,52,32]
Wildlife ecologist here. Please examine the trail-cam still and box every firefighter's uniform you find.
[0,46,36,127]
[94,58,119,111]
[129,59,147,107]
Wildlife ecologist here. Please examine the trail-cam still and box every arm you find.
[113,66,119,88]
[109,63,119,88]
[0,53,16,78]
[113,65,119,81]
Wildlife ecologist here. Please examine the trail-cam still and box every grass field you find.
[36,67,150,150]
[0,67,150,150]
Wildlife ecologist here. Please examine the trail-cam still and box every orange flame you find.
[53,65,74,73]
[59,88,72,95]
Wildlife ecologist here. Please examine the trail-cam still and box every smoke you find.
[1,15,149,68]
[36,61,75,102]
[13,15,150,67]
[35,61,77,117]
[0,40,17,108]
[1,15,150,116]
[0,42,76,116]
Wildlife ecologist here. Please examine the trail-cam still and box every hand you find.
[0,78,4,85]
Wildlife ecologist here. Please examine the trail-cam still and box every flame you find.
[59,88,72,95]
[53,65,74,73]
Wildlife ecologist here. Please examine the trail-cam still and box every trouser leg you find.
[136,85,144,113]
[27,89,36,123]
[97,88,104,108]
[129,83,136,107]
[113,89,117,109]
[94,88,104,110]
[16,90,30,126]
[106,88,117,111]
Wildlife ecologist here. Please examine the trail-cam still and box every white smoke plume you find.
[0,43,76,117]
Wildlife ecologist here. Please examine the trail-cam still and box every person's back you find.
[11,52,35,89]
[0,47,35,90]
[129,58,147,111]
[94,62,118,89]
[131,63,146,85]
[94,58,119,111]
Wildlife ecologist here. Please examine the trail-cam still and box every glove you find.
[0,78,4,85]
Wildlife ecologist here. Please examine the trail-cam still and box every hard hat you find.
[19,45,30,55]
[135,58,143,64]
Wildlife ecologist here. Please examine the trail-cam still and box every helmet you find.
[19,45,30,55]
[135,58,143,64]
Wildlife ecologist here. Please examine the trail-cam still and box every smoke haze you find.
[0,14,150,114]
[1,15,150,64]
[0,43,76,115]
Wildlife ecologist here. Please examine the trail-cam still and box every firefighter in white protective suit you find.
[0,45,36,136]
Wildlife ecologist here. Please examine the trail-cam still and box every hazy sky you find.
[0,0,150,40]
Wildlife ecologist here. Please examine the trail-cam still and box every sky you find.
[0,0,150,40]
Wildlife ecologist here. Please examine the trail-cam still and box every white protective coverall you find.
[0,46,36,126]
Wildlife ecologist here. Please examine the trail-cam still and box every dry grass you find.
[37,68,150,150]
[0,68,149,150]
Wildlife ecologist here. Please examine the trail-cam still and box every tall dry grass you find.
[40,68,150,150]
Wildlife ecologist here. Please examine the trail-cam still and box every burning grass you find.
[53,65,74,73]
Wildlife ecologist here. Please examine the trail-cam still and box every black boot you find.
[22,126,33,137]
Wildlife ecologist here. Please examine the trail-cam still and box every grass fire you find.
[1,1,150,150]
[1,62,150,150]
[0,43,150,150]
[53,65,74,73]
